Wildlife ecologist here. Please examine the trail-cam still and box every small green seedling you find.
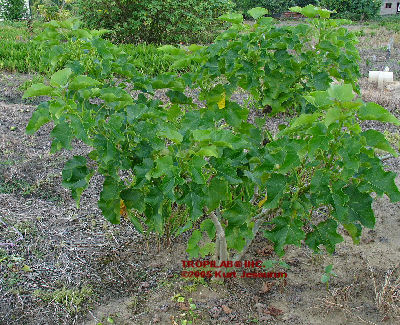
[172,294,197,324]
[262,259,290,271]
[321,264,337,289]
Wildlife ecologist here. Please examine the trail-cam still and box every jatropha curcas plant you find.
[23,6,400,266]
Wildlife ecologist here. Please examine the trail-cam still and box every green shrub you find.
[364,13,400,33]
[120,44,175,76]
[74,0,235,45]
[31,0,74,21]
[0,21,44,73]
[233,0,296,17]
[23,8,400,262]
[0,0,28,20]
[294,0,318,6]
[0,40,43,73]
[174,7,360,114]
[0,20,176,76]
[319,0,382,20]
[34,20,182,76]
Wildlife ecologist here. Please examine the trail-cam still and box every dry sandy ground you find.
[1,48,400,325]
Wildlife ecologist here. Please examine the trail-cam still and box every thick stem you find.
[210,211,228,263]
[233,213,264,262]
[250,186,259,205]
[213,230,220,262]
[210,211,228,281]
[210,208,269,281]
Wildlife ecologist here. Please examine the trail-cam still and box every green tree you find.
[73,0,235,44]
[23,7,400,265]
[319,0,382,20]
[0,0,28,20]
[295,0,318,6]
[233,0,296,17]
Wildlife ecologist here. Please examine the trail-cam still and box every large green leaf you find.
[331,181,350,223]
[151,156,176,178]
[361,129,397,156]
[62,156,93,207]
[199,242,216,258]
[261,174,287,209]
[358,102,400,125]
[289,113,319,130]
[157,45,186,56]
[23,83,55,98]
[98,177,121,224]
[327,84,354,102]
[247,7,268,20]
[189,156,207,185]
[100,87,133,106]
[200,219,216,240]
[218,13,243,24]
[50,121,73,153]
[305,219,343,254]
[338,136,362,177]
[69,75,101,90]
[180,184,205,220]
[157,128,183,144]
[226,226,247,252]
[224,102,248,128]
[26,103,51,135]
[343,223,362,244]
[50,68,73,87]
[212,159,243,184]
[343,185,375,228]
[360,165,400,202]
[197,145,220,158]
[324,107,341,127]
[166,90,192,104]
[193,129,212,142]
[126,103,149,122]
[307,123,329,157]
[144,186,164,227]
[290,5,318,18]
[305,91,334,108]
[310,170,331,205]
[49,100,67,120]
[264,216,305,256]
[207,178,229,211]
[186,229,202,258]
[120,188,145,213]
[222,201,252,227]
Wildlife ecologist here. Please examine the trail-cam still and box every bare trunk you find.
[233,218,263,262]
[209,208,268,282]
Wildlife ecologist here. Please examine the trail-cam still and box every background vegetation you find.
[0,0,28,20]
[319,0,382,20]
[0,20,175,75]
[74,0,235,44]
[233,0,318,17]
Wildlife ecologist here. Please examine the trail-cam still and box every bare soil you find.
[1,32,400,325]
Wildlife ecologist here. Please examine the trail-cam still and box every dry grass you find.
[368,261,400,321]
[315,283,378,325]
[314,258,400,324]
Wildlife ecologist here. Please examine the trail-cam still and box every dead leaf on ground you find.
[221,304,232,314]
[178,302,189,311]
[257,245,274,257]
[265,306,283,317]
[261,281,274,293]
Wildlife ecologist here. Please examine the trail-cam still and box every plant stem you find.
[233,218,263,262]
[210,210,228,264]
